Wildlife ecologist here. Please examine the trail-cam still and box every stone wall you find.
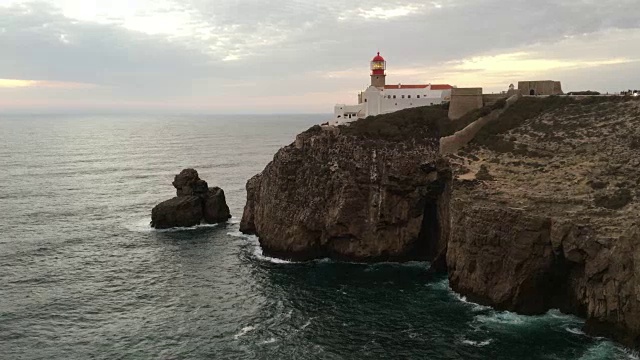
[518,80,563,95]
[482,94,508,106]
[448,87,483,120]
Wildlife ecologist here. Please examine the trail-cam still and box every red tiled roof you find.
[383,84,453,90]
[384,84,428,89]
[430,84,453,90]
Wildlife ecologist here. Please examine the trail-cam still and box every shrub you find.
[567,91,601,95]
[490,98,508,110]
[339,105,452,141]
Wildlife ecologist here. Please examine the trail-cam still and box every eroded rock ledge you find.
[240,97,640,348]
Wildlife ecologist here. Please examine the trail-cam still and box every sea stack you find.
[151,169,231,229]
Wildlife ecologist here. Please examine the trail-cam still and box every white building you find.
[331,52,453,126]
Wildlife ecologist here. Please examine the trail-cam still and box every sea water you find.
[0,114,637,359]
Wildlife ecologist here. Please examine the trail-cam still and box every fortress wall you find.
[448,88,483,120]
[553,81,563,94]
[441,94,521,155]
[518,81,563,95]
[482,94,508,105]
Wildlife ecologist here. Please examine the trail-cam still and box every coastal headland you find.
[240,95,640,348]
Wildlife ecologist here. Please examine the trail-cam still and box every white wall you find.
[332,103,364,125]
[331,86,452,126]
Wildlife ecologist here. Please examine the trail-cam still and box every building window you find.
[408,95,411,99]
[402,95,405,99]
[393,95,396,99]
[417,95,420,98]
[395,103,398,106]
[364,99,367,102]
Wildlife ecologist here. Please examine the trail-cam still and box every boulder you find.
[203,187,231,223]
[172,168,201,197]
[151,196,203,229]
[151,169,231,229]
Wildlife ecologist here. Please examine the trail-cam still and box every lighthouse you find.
[331,52,453,125]
[370,52,386,88]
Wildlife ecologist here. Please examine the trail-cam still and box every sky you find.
[0,0,639,113]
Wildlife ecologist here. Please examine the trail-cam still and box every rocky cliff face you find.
[240,97,640,348]
[240,107,452,262]
[446,96,640,347]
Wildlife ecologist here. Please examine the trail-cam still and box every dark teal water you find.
[0,114,637,359]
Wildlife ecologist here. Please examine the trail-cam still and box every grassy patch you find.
[339,104,453,141]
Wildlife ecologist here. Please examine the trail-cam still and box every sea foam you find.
[233,326,256,340]
[126,217,220,233]
[227,230,296,264]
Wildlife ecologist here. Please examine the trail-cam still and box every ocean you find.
[0,114,637,359]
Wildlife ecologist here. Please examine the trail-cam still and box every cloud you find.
[0,78,97,88]
[0,0,639,112]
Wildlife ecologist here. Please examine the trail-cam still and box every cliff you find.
[240,96,640,347]
[240,106,453,262]
[446,96,640,347]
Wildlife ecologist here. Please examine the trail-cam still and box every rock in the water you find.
[151,168,231,229]
[151,196,203,229]
[203,187,231,223]
[172,168,201,197]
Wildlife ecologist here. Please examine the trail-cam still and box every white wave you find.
[252,245,296,264]
[578,341,640,360]
[474,308,582,328]
[425,278,450,291]
[475,311,528,325]
[227,230,297,264]
[427,278,491,311]
[565,326,586,335]
[461,338,493,347]
[126,217,221,233]
[260,338,277,345]
[452,293,492,312]
[300,319,312,330]
[233,326,256,340]
[227,230,246,238]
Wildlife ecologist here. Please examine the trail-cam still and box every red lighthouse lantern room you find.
[370,52,386,88]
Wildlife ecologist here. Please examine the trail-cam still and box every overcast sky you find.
[1,0,639,113]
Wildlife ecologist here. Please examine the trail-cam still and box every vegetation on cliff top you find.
[341,96,510,142]
[472,95,640,154]
[339,104,453,141]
